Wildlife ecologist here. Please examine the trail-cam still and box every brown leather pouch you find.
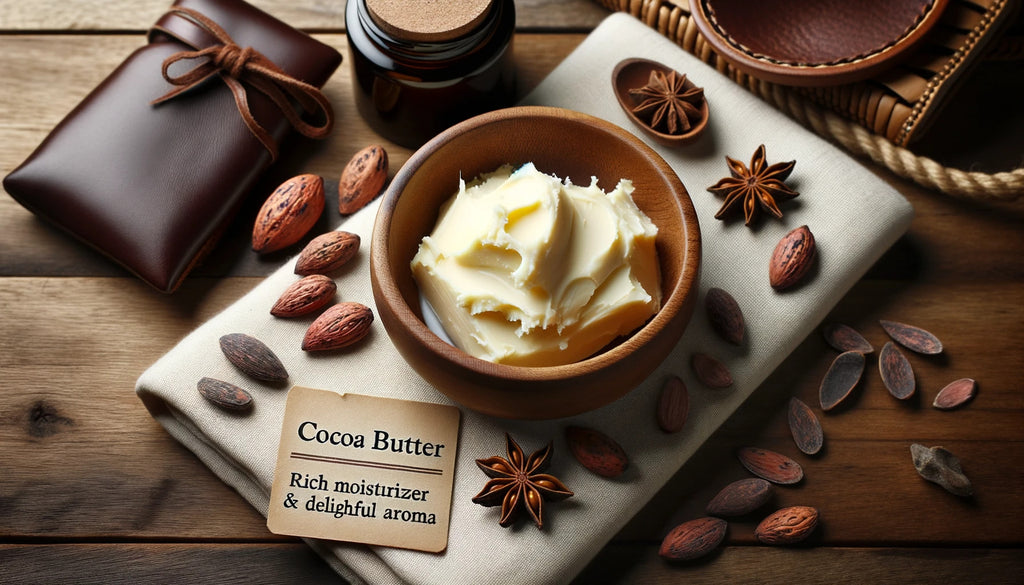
[3,0,341,292]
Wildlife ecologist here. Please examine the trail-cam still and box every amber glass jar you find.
[345,0,516,148]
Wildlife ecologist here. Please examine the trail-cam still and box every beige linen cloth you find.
[137,13,913,585]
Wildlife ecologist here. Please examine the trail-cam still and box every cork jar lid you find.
[366,0,494,43]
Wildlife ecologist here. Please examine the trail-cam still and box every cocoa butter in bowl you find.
[370,106,701,419]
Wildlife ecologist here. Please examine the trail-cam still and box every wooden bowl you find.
[370,106,701,419]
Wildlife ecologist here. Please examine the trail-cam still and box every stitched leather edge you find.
[701,0,936,69]
[895,0,1009,144]
[592,0,1011,147]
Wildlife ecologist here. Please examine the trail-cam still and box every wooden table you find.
[2,1,1022,583]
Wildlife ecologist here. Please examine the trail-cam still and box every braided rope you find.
[759,84,1024,202]
[594,0,1024,201]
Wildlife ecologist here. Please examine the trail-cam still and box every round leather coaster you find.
[690,0,949,86]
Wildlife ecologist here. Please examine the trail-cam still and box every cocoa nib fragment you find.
[910,444,973,497]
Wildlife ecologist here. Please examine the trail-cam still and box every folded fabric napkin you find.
[137,13,913,585]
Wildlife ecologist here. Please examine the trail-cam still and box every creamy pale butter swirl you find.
[411,163,661,366]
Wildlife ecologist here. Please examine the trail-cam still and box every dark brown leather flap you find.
[3,0,341,292]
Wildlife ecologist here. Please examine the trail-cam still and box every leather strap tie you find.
[151,7,333,160]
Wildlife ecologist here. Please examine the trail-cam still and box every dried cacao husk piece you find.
[910,443,973,497]
[819,350,865,411]
[737,447,804,485]
[933,378,977,410]
[787,397,823,455]
[879,341,916,400]
[880,320,943,355]
[821,322,873,354]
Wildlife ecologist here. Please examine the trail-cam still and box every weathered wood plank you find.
[0,277,273,538]
[0,544,345,584]
[0,0,611,32]
[0,544,1020,584]
[1,277,1021,545]
[573,545,1024,585]
[617,285,1024,545]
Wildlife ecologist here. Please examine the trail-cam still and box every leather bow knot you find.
[150,7,333,160]
[210,43,256,78]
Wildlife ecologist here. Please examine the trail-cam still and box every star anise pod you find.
[471,433,573,529]
[708,144,799,226]
[628,69,704,135]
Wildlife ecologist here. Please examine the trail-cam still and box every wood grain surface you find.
[1,1,1022,584]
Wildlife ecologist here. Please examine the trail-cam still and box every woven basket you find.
[592,0,1024,201]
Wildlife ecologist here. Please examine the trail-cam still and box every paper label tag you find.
[267,386,461,552]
